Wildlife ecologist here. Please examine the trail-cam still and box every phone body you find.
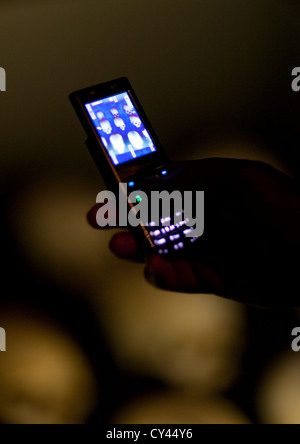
[69,77,199,258]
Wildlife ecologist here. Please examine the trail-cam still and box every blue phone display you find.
[85,92,157,166]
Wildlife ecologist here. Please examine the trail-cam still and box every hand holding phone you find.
[70,80,300,307]
[92,157,300,308]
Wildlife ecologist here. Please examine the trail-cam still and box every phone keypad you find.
[148,217,199,256]
[125,169,200,257]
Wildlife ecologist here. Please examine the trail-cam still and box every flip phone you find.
[70,77,200,258]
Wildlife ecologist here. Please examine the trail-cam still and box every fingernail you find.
[87,205,103,229]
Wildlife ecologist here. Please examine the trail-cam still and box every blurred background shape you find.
[113,393,251,425]
[256,350,300,425]
[0,306,98,424]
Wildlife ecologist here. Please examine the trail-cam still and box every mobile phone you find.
[69,77,200,258]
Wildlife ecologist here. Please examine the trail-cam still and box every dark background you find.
[0,0,300,425]
[0,0,299,178]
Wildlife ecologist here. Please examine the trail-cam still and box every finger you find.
[87,203,119,229]
[145,255,200,293]
[145,255,225,296]
[87,205,102,229]
[109,232,144,262]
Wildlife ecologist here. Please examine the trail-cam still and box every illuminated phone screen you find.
[85,92,157,166]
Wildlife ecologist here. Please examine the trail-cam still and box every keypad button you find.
[169,234,180,242]
[183,228,194,236]
[154,238,167,246]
